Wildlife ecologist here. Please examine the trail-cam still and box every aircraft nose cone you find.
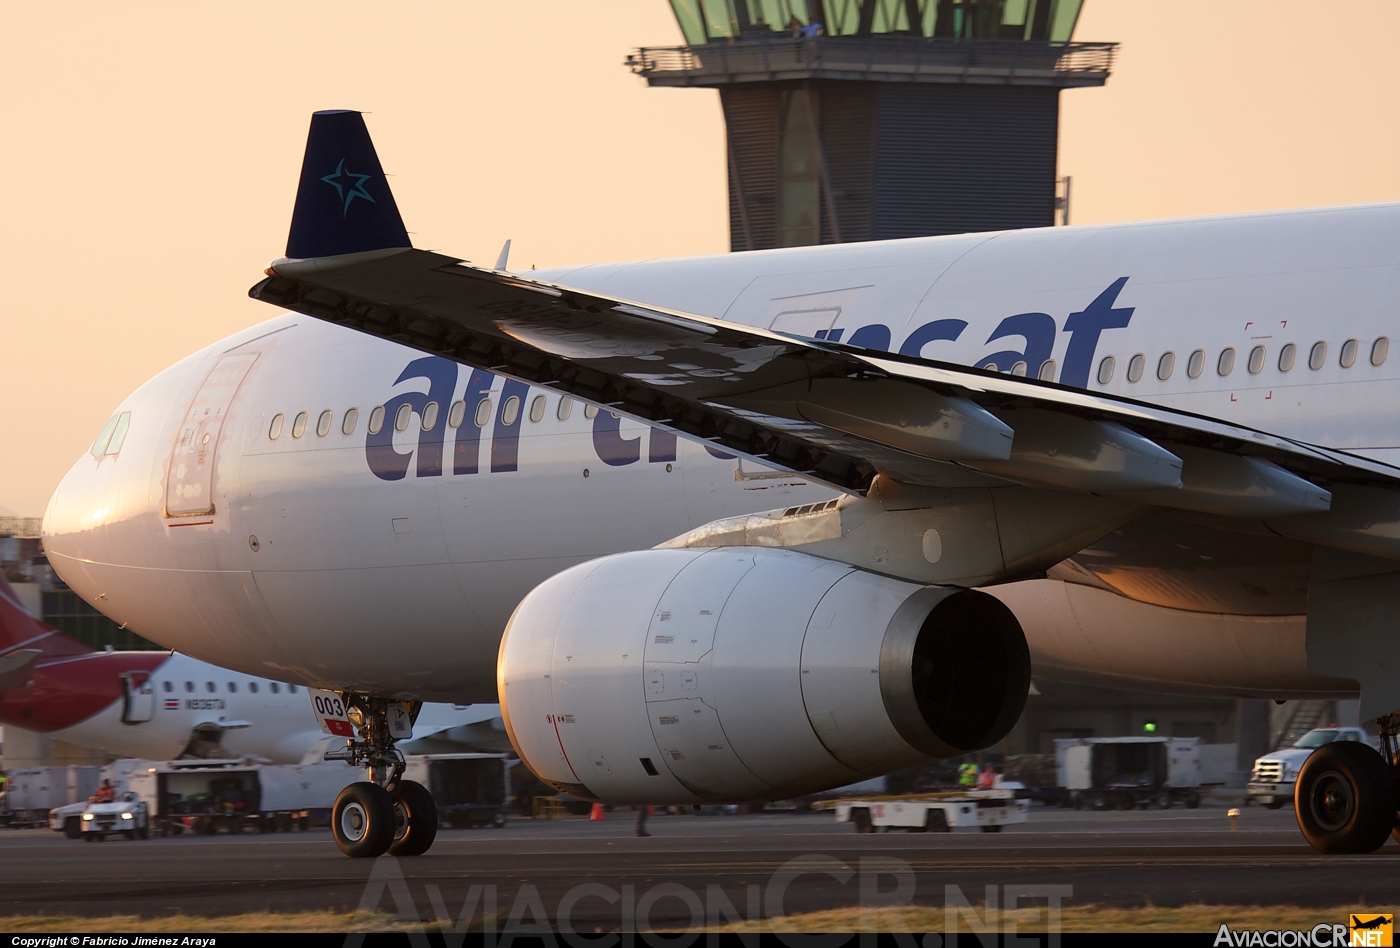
[42,450,112,585]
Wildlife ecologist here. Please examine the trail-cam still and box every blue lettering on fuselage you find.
[838,277,1133,385]
[365,280,1133,480]
[366,356,456,480]
[367,363,680,479]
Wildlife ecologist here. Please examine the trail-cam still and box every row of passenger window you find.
[161,679,298,695]
[1093,337,1389,386]
[267,394,600,441]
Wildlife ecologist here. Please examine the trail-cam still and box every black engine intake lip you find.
[878,586,1031,758]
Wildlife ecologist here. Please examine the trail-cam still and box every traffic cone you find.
[590,803,605,821]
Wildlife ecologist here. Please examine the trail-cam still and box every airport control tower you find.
[628,0,1115,250]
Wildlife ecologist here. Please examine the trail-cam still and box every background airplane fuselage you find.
[42,205,1400,701]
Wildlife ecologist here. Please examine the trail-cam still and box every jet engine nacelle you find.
[497,547,1029,804]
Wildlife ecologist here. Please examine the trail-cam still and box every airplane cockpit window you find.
[316,410,333,437]
[91,412,133,458]
[1216,348,1235,377]
[342,408,359,435]
[184,681,194,693]
[1309,341,1327,370]
[529,395,546,422]
[1278,343,1297,372]
[368,406,385,435]
[447,401,466,428]
[1372,337,1389,366]
[1187,349,1205,379]
[90,416,119,457]
[1247,346,1266,375]
[292,411,309,438]
[270,682,280,694]
[269,413,285,440]
[422,401,439,431]
[394,404,412,432]
[1157,352,1174,381]
[1096,356,1115,385]
[105,413,131,456]
[1340,339,1358,368]
[1126,354,1145,383]
[248,681,258,694]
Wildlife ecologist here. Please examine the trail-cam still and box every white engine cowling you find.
[497,547,1029,804]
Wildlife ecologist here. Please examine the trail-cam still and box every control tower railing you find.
[627,36,1116,88]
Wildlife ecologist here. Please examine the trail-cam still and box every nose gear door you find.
[121,672,154,724]
[165,353,258,518]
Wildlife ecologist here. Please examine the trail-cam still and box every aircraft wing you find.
[250,111,1400,548]
[251,246,1400,505]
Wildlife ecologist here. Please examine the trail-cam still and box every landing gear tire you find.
[333,782,396,858]
[1295,741,1395,854]
[1155,791,1173,810]
[388,780,438,857]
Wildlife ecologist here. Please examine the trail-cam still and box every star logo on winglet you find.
[320,158,376,216]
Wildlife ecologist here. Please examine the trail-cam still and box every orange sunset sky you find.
[3,1,1399,514]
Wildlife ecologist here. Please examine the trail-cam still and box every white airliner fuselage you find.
[41,204,1400,702]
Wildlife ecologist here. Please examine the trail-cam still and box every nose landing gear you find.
[325,694,438,858]
[1294,712,1400,854]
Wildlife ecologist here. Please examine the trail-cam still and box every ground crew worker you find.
[93,779,115,803]
[958,761,977,787]
[977,766,998,790]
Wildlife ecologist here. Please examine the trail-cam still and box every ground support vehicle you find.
[1248,727,1378,809]
[833,791,1027,833]
[401,753,510,828]
[1056,737,1202,810]
[80,792,149,841]
[126,758,367,836]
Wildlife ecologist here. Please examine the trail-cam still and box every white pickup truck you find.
[79,791,150,841]
[1248,727,1380,808]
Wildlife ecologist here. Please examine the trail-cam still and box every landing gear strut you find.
[325,695,437,858]
[1294,712,1399,854]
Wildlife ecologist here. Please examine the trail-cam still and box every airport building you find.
[630,0,1114,249]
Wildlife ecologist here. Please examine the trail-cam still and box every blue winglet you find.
[285,110,411,260]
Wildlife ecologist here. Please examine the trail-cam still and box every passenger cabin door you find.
[165,353,258,518]
[121,672,154,724]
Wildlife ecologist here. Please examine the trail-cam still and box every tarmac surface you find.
[3,801,1398,927]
